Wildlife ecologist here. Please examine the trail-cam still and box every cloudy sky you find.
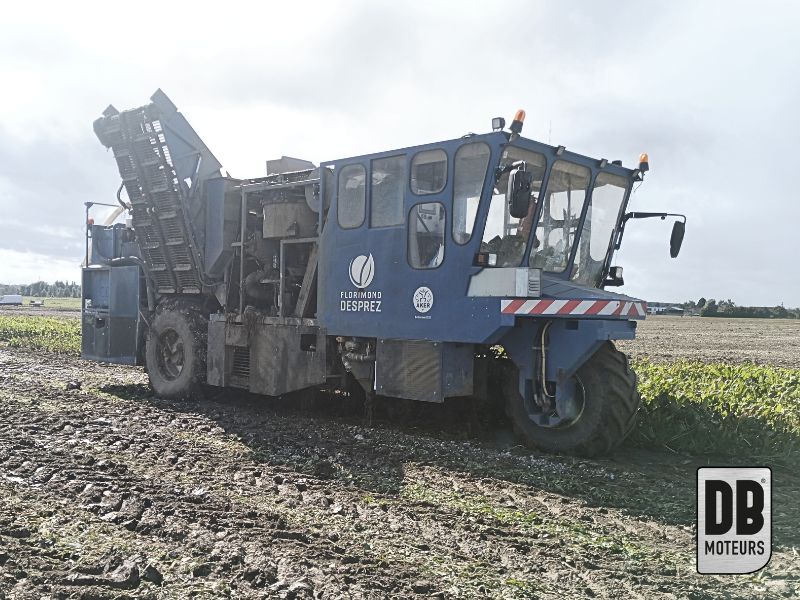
[0,1,797,305]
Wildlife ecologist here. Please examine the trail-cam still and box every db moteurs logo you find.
[696,467,771,574]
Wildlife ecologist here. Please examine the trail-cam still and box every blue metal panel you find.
[83,267,111,308]
[318,133,507,343]
[90,224,126,264]
[151,89,222,186]
[81,266,141,365]
[539,277,641,301]
[501,317,636,398]
[204,176,234,277]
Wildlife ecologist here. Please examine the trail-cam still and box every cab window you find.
[572,173,628,286]
[452,142,490,245]
[337,164,366,229]
[371,155,406,227]
[411,149,447,195]
[408,202,445,269]
[529,160,591,272]
[481,148,547,266]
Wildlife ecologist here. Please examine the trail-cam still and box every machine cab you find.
[317,130,644,344]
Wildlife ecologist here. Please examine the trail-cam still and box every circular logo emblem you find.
[413,286,434,313]
[349,254,375,289]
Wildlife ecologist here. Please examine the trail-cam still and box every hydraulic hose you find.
[116,182,131,211]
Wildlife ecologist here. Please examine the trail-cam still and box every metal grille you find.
[376,340,442,402]
[231,347,250,387]
[528,270,541,297]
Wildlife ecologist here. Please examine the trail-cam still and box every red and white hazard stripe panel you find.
[500,298,647,318]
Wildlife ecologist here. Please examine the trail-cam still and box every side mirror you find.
[507,166,533,219]
[670,220,685,258]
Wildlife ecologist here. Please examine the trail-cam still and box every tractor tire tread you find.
[506,341,640,457]
[145,300,208,401]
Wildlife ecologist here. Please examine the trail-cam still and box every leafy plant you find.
[0,315,80,354]
[630,359,800,459]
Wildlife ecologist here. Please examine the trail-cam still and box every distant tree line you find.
[0,281,81,298]
[680,297,799,319]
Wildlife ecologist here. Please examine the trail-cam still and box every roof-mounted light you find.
[509,109,526,136]
[491,117,505,131]
[639,152,649,172]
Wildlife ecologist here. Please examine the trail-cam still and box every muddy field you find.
[618,315,800,368]
[1,316,798,598]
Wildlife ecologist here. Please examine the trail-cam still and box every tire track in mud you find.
[0,380,425,598]
[0,380,582,598]
[0,347,797,599]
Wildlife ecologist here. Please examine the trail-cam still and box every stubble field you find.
[618,315,800,368]
[0,311,798,599]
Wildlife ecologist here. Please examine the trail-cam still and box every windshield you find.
[480,147,546,267]
[478,146,628,282]
[571,172,628,286]
[529,160,591,272]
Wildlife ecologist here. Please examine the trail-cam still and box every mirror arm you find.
[494,159,528,182]
[614,211,687,251]
[613,221,626,251]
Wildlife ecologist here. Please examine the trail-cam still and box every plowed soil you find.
[1,319,798,598]
[617,315,800,368]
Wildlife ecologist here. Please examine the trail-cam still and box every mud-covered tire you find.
[505,341,640,456]
[145,302,207,400]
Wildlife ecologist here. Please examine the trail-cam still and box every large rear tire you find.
[145,302,207,399]
[505,341,640,456]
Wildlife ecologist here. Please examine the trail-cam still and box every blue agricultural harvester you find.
[84,91,685,456]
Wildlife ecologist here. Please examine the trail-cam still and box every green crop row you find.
[0,315,80,354]
[630,359,800,459]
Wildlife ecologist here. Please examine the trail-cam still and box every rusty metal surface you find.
[248,322,326,396]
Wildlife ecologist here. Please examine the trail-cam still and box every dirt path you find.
[0,348,797,599]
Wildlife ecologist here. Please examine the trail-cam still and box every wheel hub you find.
[523,376,585,429]
[157,329,185,381]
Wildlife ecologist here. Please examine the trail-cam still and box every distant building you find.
[647,302,685,316]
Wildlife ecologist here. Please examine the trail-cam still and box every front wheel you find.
[505,341,640,456]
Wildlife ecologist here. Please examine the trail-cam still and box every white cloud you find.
[0,0,798,305]
[0,249,80,285]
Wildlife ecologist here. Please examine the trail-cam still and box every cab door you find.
[317,136,508,344]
